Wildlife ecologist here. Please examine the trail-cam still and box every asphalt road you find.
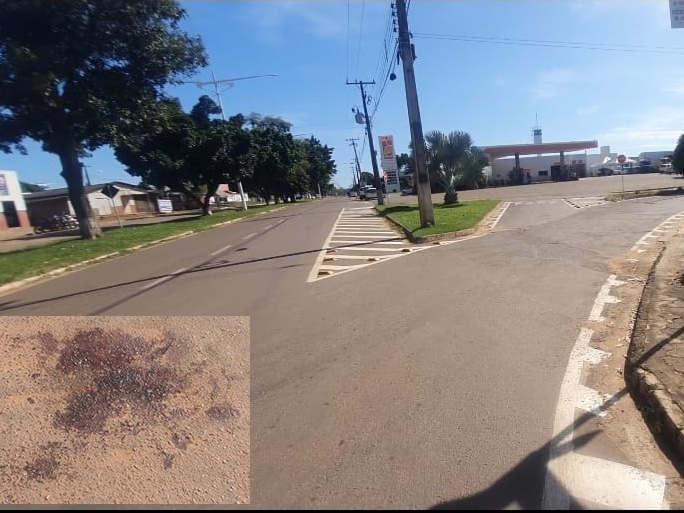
[2,191,684,507]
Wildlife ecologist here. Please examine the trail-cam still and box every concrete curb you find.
[624,244,684,467]
[377,201,499,244]
[0,206,288,297]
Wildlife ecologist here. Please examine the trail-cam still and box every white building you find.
[0,170,31,230]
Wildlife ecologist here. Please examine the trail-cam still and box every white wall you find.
[0,170,27,212]
[490,152,588,181]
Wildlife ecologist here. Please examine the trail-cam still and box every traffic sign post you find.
[101,184,123,229]
[618,155,626,199]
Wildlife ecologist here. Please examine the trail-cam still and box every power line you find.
[412,32,684,55]
[345,1,350,82]
[355,1,366,80]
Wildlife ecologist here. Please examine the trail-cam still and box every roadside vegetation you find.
[377,200,499,239]
[0,0,337,240]
[0,204,288,287]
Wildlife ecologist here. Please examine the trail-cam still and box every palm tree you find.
[425,130,476,205]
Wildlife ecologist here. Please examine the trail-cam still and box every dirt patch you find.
[0,316,250,505]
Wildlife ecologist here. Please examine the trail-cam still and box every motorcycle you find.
[33,213,79,234]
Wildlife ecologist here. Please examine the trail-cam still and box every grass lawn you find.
[377,200,500,238]
[0,203,290,287]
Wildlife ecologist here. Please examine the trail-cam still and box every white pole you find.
[111,196,123,229]
[212,70,248,212]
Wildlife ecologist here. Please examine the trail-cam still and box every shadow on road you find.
[0,238,405,313]
[430,388,632,510]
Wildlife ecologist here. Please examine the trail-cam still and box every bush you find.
[444,186,458,205]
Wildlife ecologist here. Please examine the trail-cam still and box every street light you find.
[183,70,278,211]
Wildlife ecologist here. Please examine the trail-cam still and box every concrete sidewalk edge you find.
[0,206,287,297]
[625,243,684,471]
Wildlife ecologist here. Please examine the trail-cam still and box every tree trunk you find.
[59,148,102,239]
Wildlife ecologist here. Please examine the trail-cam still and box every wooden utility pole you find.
[396,0,434,226]
[347,138,363,186]
[347,80,385,205]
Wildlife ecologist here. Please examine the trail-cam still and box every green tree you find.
[359,171,375,186]
[424,130,487,204]
[244,115,297,205]
[302,136,336,196]
[115,96,251,215]
[672,134,684,176]
[0,0,207,238]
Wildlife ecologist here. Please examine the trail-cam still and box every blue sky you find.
[3,1,684,189]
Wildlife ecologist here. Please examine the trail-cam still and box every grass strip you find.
[0,203,289,286]
[377,200,499,238]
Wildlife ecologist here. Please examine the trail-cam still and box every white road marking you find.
[580,346,611,365]
[588,275,625,322]
[576,384,614,417]
[331,234,399,239]
[242,233,257,240]
[306,209,346,283]
[332,247,408,252]
[543,326,594,510]
[545,223,672,509]
[326,254,391,260]
[140,267,188,292]
[263,224,273,230]
[329,240,404,245]
[563,453,665,509]
[209,244,232,257]
[486,201,511,230]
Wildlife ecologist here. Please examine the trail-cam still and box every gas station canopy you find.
[480,140,598,159]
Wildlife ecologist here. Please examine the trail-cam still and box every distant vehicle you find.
[661,163,674,174]
[597,167,613,176]
[401,187,414,195]
[349,191,358,198]
[360,187,378,200]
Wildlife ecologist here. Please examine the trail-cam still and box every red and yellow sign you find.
[379,135,396,161]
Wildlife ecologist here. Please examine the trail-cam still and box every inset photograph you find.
[0,316,249,505]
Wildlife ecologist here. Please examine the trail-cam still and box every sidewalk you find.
[627,227,684,473]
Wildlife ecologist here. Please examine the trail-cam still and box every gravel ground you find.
[0,316,249,505]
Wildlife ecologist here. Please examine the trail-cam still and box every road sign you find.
[101,184,119,199]
[618,154,626,164]
[671,0,684,28]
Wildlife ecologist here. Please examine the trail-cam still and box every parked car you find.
[401,187,414,195]
[661,163,674,174]
[597,167,613,176]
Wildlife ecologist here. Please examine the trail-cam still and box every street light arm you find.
[186,74,278,86]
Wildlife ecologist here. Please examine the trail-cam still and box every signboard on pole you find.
[671,0,684,28]
[378,135,401,193]
[617,154,626,164]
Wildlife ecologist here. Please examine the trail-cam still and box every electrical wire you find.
[345,1,350,83]
[355,1,366,80]
[412,32,684,55]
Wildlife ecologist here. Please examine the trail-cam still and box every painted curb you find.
[624,244,684,468]
[0,206,289,296]
[376,200,500,244]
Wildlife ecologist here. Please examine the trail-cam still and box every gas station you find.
[481,139,598,186]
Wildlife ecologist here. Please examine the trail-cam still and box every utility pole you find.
[347,137,363,187]
[347,80,385,205]
[396,0,434,226]
[187,70,277,211]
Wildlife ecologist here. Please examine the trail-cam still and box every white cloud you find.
[241,1,349,44]
[530,69,582,99]
[598,106,684,154]
[577,105,599,116]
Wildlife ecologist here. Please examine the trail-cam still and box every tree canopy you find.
[0,0,207,237]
